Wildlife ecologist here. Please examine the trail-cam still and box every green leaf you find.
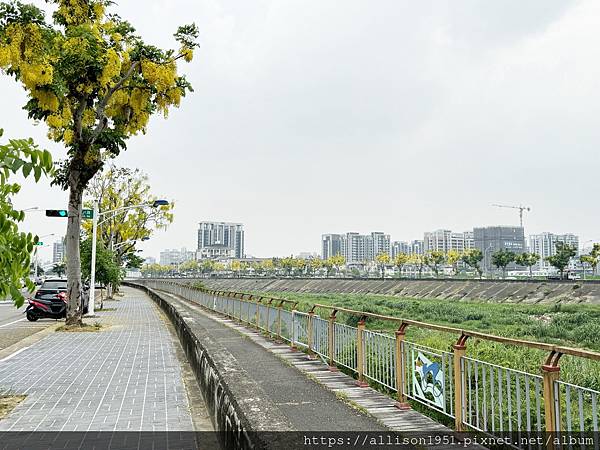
[22,163,32,178]
[9,285,24,308]
[42,150,52,168]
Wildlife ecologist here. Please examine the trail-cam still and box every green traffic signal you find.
[46,210,68,217]
[46,209,94,219]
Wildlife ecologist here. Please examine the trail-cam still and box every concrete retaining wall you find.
[194,277,600,304]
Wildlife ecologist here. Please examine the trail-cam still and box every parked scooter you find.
[25,278,89,321]
[25,291,67,321]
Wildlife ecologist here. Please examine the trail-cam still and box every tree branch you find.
[74,97,88,142]
[90,61,140,143]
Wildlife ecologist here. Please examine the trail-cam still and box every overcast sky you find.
[3,0,599,262]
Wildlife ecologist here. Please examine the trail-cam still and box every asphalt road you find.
[0,302,56,352]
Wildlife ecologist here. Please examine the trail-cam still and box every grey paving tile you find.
[0,288,194,431]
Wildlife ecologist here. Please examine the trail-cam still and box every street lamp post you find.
[89,201,99,316]
[88,200,167,316]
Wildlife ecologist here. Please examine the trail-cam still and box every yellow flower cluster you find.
[83,147,101,166]
[92,2,105,19]
[33,90,60,112]
[181,48,194,63]
[63,36,89,56]
[155,88,182,118]
[0,22,64,138]
[99,49,122,88]
[141,60,177,93]
[19,63,54,90]
[125,110,150,135]
[0,46,10,67]
[63,129,74,145]
[82,109,96,127]
[55,0,96,25]
[129,88,149,112]
[0,24,46,73]
[46,114,64,128]
[0,1,193,142]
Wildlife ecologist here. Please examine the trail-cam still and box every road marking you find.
[0,346,30,363]
[0,318,26,328]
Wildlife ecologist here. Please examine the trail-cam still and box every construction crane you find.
[492,204,531,228]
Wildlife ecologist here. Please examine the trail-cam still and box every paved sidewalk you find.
[0,287,195,432]
[156,290,389,432]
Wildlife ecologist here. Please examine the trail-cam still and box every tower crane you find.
[491,204,531,228]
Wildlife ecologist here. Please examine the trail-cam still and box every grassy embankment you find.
[260,291,600,391]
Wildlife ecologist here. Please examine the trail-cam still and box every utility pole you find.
[89,201,99,316]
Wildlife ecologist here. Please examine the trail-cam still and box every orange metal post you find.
[453,335,469,431]
[395,323,410,408]
[542,351,562,438]
[255,297,261,329]
[356,317,368,387]
[328,310,338,370]
[307,311,315,358]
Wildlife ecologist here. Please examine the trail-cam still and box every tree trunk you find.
[65,177,84,326]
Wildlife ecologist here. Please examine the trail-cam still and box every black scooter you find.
[25,292,67,321]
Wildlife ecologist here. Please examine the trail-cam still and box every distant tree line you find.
[144,241,596,281]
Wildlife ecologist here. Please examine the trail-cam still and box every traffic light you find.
[46,209,94,219]
[46,210,68,218]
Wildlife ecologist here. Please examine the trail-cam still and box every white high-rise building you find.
[341,233,368,265]
[198,221,244,259]
[528,233,579,270]
[391,240,424,257]
[159,248,195,266]
[322,231,390,265]
[369,232,390,261]
[423,229,473,254]
[52,239,65,264]
[322,234,343,260]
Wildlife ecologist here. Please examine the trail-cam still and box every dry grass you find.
[0,395,26,420]
[56,321,103,332]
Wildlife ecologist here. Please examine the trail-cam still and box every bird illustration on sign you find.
[413,352,444,409]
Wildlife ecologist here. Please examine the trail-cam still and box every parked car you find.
[26,279,89,321]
